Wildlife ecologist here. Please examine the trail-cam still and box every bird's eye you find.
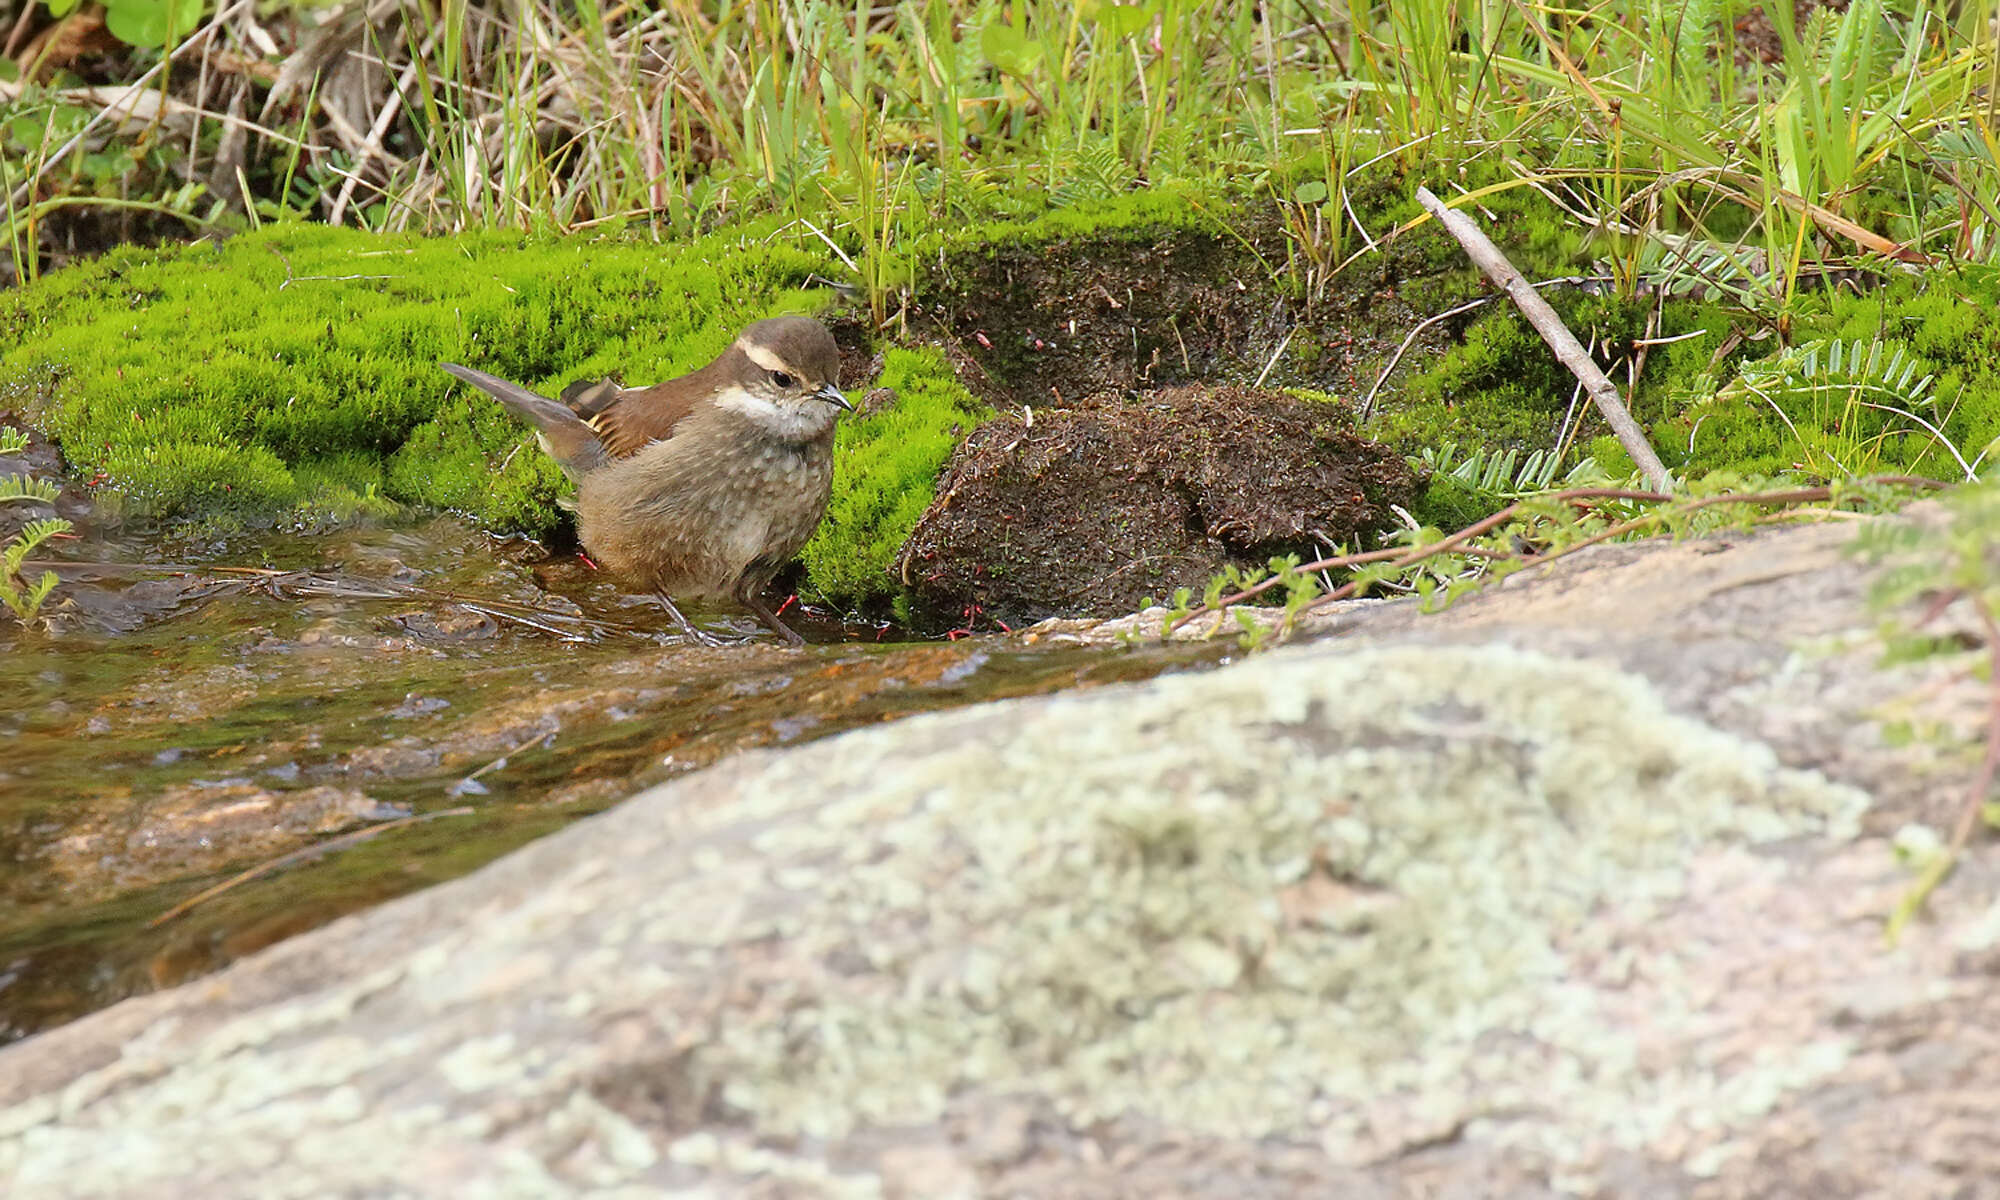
[770,371,795,389]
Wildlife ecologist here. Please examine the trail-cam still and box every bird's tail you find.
[440,363,608,479]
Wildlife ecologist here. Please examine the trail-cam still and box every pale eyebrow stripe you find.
[738,341,789,373]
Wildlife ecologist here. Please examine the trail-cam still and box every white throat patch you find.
[713,385,834,441]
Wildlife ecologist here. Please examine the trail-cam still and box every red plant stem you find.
[1169,476,1950,632]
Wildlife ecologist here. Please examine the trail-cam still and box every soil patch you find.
[915,216,1451,409]
[895,211,1470,628]
[899,384,1418,628]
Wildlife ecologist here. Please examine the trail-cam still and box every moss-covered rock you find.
[0,221,839,534]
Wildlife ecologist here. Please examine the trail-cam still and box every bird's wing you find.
[558,377,623,418]
[575,381,704,460]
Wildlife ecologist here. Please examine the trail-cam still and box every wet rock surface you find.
[0,511,1223,1045]
[4,511,1997,1197]
[45,783,398,901]
[900,385,1418,627]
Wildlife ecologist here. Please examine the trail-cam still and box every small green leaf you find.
[979,21,1040,77]
[80,151,129,182]
[105,1,168,48]
[1292,180,1328,205]
[1083,0,1152,38]
[105,0,206,49]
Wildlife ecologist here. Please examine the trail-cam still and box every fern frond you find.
[1419,442,1574,497]
[0,474,60,504]
[1728,337,1937,410]
[0,569,59,621]
[1050,141,1135,208]
[2,517,72,575]
[1,515,71,625]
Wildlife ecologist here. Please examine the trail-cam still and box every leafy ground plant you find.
[1166,473,1946,645]
[1855,478,2000,938]
[0,460,67,627]
[1,516,68,626]
[9,0,2000,314]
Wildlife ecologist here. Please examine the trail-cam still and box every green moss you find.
[24,185,1996,615]
[1409,473,1498,532]
[0,221,838,538]
[1378,262,2000,491]
[798,348,991,606]
[1667,270,2000,482]
[291,453,403,525]
[1340,175,2000,494]
[97,439,298,513]
[1376,293,1661,457]
[1588,434,1638,479]
[1368,177,1590,313]
[0,211,1093,606]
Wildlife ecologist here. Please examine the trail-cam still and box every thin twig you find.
[203,563,656,638]
[1166,477,1949,634]
[1255,327,1295,387]
[449,727,557,796]
[1361,296,1496,420]
[1416,186,1674,491]
[148,806,475,928]
[1170,546,1412,625]
[1360,275,1618,421]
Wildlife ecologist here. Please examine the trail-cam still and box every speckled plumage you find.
[441,316,850,645]
[575,393,837,605]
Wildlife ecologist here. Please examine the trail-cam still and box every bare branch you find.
[1415,185,1675,492]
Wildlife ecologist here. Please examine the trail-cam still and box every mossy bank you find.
[6,190,1994,618]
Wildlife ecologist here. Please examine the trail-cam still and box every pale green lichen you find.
[0,640,1883,1194]
[659,643,1866,1161]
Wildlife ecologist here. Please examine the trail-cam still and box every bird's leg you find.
[655,592,728,647]
[739,588,806,648]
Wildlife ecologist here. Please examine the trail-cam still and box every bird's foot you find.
[742,595,807,648]
[655,593,736,647]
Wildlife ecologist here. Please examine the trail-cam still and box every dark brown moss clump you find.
[923,226,1282,405]
[899,385,1418,628]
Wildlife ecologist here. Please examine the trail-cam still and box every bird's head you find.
[722,316,851,439]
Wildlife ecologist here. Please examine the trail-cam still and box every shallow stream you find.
[0,508,1225,1044]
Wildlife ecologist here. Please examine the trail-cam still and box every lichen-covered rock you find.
[4,514,1999,1198]
[0,639,1877,1198]
[899,385,1419,627]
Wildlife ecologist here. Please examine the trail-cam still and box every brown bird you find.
[441,315,852,647]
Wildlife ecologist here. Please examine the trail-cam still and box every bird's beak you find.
[816,384,854,412]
